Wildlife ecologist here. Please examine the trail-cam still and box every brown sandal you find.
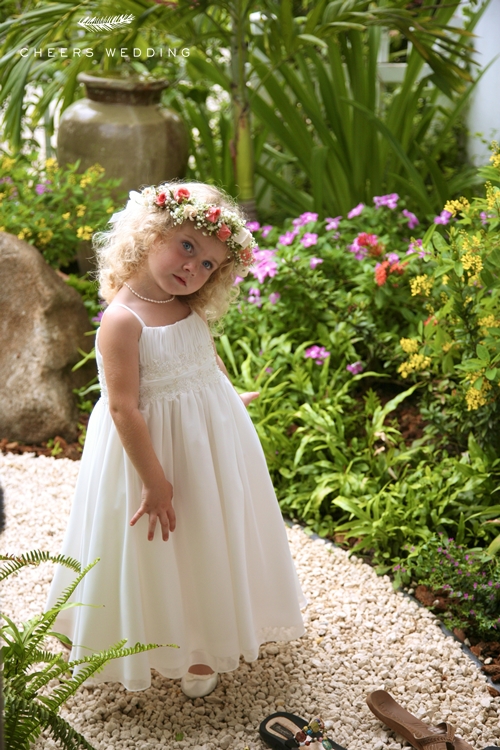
[366,690,475,750]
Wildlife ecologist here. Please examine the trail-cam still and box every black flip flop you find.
[259,712,347,750]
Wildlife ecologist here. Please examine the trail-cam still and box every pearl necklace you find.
[124,282,175,304]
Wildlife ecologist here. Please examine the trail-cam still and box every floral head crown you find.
[128,184,256,272]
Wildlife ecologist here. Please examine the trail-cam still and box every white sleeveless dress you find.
[46,305,305,691]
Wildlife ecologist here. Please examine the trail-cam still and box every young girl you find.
[46,181,305,697]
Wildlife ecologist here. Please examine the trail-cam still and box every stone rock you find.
[0,233,96,442]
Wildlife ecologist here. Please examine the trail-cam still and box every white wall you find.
[467,0,500,166]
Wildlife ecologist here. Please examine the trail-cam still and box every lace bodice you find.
[96,309,224,408]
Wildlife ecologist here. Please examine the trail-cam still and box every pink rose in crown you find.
[156,192,167,206]
[217,224,232,241]
[205,206,221,222]
[174,187,190,202]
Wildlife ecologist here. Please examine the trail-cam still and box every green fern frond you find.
[4,695,95,749]
[51,557,100,612]
[0,550,82,581]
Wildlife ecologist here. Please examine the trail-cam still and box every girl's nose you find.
[183,259,198,276]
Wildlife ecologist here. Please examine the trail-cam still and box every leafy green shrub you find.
[1,551,167,750]
[394,146,500,453]
[393,534,500,640]
[0,153,124,268]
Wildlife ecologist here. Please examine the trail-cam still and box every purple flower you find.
[347,203,364,219]
[304,345,330,365]
[261,225,273,238]
[402,208,419,229]
[473,582,478,589]
[301,233,318,248]
[265,367,273,374]
[251,249,278,283]
[35,183,48,195]
[279,230,298,246]
[92,311,104,323]
[309,256,323,269]
[374,193,399,210]
[248,287,262,306]
[387,252,400,264]
[463,592,469,599]
[268,292,281,304]
[434,210,452,225]
[489,581,494,586]
[325,216,342,231]
[346,361,364,375]
[246,221,260,232]
[233,276,244,285]
[348,239,368,261]
[294,212,318,226]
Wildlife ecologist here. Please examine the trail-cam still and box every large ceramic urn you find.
[58,73,188,191]
[57,72,189,272]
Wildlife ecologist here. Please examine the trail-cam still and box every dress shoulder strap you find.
[105,303,146,327]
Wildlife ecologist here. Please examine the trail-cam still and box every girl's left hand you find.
[240,391,259,408]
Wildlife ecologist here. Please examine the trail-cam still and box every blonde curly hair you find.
[94,181,244,323]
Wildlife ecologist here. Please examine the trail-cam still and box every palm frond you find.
[77,14,135,32]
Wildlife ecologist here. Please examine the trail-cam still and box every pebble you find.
[0,452,498,750]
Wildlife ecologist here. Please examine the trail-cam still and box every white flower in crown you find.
[140,186,157,207]
[232,226,253,248]
[183,204,199,220]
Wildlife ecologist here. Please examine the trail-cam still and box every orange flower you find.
[375,260,390,286]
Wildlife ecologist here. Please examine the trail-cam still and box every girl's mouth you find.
[173,275,187,286]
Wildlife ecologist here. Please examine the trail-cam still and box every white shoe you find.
[180,670,218,698]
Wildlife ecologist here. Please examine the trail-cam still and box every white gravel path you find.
[1,452,499,750]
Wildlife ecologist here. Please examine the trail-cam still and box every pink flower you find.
[261,225,273,238]
[386,252,400,264]
[347,203,364,219]
[374,193,399,209]
[174,187,190,202]
[233,276,244,285]
[298,211,318,224]
[310,257,323,269]
[205,206,222,222]
[305,345,330,365]
[406,238,428,259]
[326,216,342,230]
[35,183,48,195]
[301,233,318,248]
[346,361,364,374]
[434,210,452,225]
[251,249,278,283]
[216,223,232,241]
[269,292,281,304]
[156,191,167,205]
[278,230,298,246]
[246,221,260,231]
[402,208,419,229]
[248,287,262,306]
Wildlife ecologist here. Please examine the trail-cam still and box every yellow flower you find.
[77,225,93,241]
[17,228,32,240]
[106,206,115,214]
[465,372,492,410]
[479,314,500,330]
[0,226,5,232]
[486,182,500,211]
[397,353,431,378]
[35,217,46,226]
[45,157,57,170]
[80,177,91,188]
[461,251,483,275]
[2,157,15,170]
[0,192,5,202]
[410,274,433,297]
[62,212,71,220]
[444,198,470,217]
[442,342,453,353]
[400,338,419,354]
[489,143,500,169]
[76,204,86,217]
[37,229,54,245]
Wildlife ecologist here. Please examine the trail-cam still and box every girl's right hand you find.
[130,478,176,542]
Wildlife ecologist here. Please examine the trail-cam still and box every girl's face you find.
[139,224,229,297]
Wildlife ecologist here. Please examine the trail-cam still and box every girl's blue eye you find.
[182,241,193,252]
[202,260,213,270]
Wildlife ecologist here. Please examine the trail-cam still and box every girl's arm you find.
[98,307,176,542]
